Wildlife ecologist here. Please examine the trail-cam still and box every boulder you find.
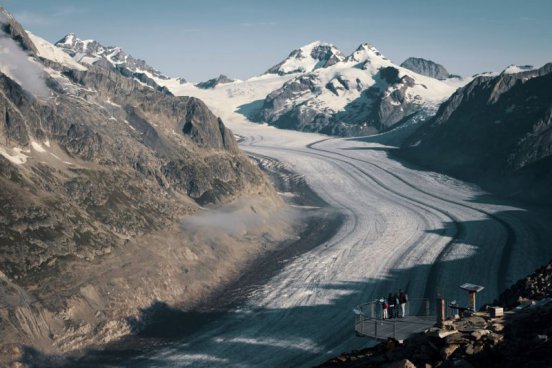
[445,332,471,345]
[470,329,491,340]
[490,323,504,332]
[440,343,460,360]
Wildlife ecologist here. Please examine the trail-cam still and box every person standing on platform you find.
[380,298,388,319]
[387,293,395,319]
[394,293,400,318]
[399,289,407,317]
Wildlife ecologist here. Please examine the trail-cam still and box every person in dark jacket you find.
[399,289,408,317]
[393,293,400,318]
[387,293,395,319]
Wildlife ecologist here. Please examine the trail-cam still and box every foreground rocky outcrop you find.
[494,258,552,309]
[316,258,552,368]
[0,6,298,357]
[399,63,552,204]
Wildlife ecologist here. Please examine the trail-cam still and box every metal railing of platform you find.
[354,298,454,340]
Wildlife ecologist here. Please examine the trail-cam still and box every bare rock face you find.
[400,57,451,80]
[400,63,552,204]
[0,7,285,355]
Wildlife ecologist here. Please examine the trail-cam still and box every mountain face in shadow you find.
[399,63,552,204]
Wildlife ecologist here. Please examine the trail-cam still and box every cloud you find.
[0,32,50,97]
[180,197,302,239]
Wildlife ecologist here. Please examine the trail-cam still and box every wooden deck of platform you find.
[355,315,435,341]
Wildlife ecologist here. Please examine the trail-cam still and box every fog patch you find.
[0,31,50,97]
[181,198,303,238]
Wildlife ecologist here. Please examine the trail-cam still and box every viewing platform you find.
[354,298,443,341]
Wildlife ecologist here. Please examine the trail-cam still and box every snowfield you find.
[118,75,552,368]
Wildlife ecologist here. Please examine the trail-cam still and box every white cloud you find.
[0,32,50,97]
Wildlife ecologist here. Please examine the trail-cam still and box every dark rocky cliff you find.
[399,63,552,204]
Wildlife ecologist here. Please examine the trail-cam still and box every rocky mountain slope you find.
[257,43,459,136]
[399,63,552,204]
[55,33,187,91]
[400,57,455,80]
[0,7,296,354]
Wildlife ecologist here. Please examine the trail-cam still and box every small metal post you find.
[469,291,476,311]
[374,320,378,338]
[371,302,375,319]
[436,297,445,326]
[425,299,430,316]
[393,321,396,339]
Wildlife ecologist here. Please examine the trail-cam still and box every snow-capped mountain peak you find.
[345,42,389,65]
[265,40,345,75]
[55,33,183,85]
[255,40,461,136]
[56,32,77,46]
[501,64,535,75]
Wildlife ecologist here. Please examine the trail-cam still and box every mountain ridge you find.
[55,32,187,90]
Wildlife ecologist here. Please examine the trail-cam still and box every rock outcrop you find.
[195,74,235,89]
[495,259,552,309]
[400,57,452,80]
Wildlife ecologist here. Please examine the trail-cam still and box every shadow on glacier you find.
[236,99,265,122]
[340,140,552,213]
[28,211,552,368]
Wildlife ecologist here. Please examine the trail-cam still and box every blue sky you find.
[3,0,552,81]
